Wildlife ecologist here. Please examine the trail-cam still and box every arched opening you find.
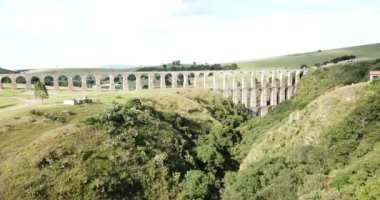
[100,75,110,90]
[153,73,161,88]
[141,74,149,89]
[30,76,40,87]
[187,73,195,88]
[197,73,205,88]
[127,74,136,90]
[58,75,68,88]
[176,73,184,88]
[1,76,12,89]
[205,72,214,89]
[73,75,82,89]
[165,73,172,88]
[16,76,26,89]
[114,74,123,90]
[86,75,96,89]
[44,76,54,88]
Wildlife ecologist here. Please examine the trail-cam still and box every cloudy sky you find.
[0,0,379,69]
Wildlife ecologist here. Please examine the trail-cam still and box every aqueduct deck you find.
[0,69,306,116]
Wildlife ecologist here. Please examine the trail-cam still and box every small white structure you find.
[370,70,380,82]
[63,99,78,105]
[63,96,91,105]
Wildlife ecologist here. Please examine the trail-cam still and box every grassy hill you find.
[223,61,380,199]
[230,43,380,69]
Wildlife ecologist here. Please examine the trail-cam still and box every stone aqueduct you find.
[0,69,306,116]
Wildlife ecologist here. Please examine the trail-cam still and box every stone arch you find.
[187,72,195,88]
[127,74,136,90]
[86,74,96,89]
[1,76,12,89]
[153,73,162,88]
[114,74,123,90]
[197,72,205,88]
[176,73,184,88]
[15,76,26,89]
[100,74,110,90]
[58,75,68,88]
[164,73,173,88]
[73,74,82,89]
[204,71,214,89]
[43,75,54,87]
[30,76,40,85]
[140,73,149,89]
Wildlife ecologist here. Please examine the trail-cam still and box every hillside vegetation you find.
[224,61,380,199]
[0,60,380,199]
[232,43,380,69]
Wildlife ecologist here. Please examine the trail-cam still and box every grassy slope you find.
[232,43,380,69]
[0,88,240,199]
[240,83,364,169]
[0,89,214,161]
[223,61,380,199]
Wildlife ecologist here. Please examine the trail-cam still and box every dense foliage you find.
[223,81,380,199]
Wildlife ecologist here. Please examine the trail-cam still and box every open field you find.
[228,43,380,69]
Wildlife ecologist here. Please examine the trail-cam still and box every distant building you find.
[63,96,92,105]
[369,70,380,82]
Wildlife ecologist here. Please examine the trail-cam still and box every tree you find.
[34,81,49,102]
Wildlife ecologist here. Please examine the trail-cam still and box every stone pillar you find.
[250,70,257,108]
[287,71,293,99]
[160,73,166,88]
[241,72,248,107]
[172,73,177,88]
[260,70,268,116]
[123,74,129,91]
[183,73,188,88]
[260,71,267,107]
[270,70,277,106]
[232,72,238,104]
[81,75,87,91]
[96,75,101,91]
[279,71,285,103]
[68,76,73,90]
[25,76,32,90]
[0,76,3,89]
[213,72,217,92]
[194,73,198,88]
[223,72,228,98]
[109,75,115,91]
[294,70,301,93]
[203,72,207,89]
[148,74,153,89]
[11,75,17,89]
[135,74,141,90]
[53,75,59,90]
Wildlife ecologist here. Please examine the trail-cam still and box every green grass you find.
[230,43,380,69]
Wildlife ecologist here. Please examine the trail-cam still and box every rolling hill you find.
[229,43,380,69]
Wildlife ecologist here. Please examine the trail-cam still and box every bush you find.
[178,170,216,200]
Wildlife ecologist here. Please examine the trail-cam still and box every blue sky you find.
[0,0,379,69]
